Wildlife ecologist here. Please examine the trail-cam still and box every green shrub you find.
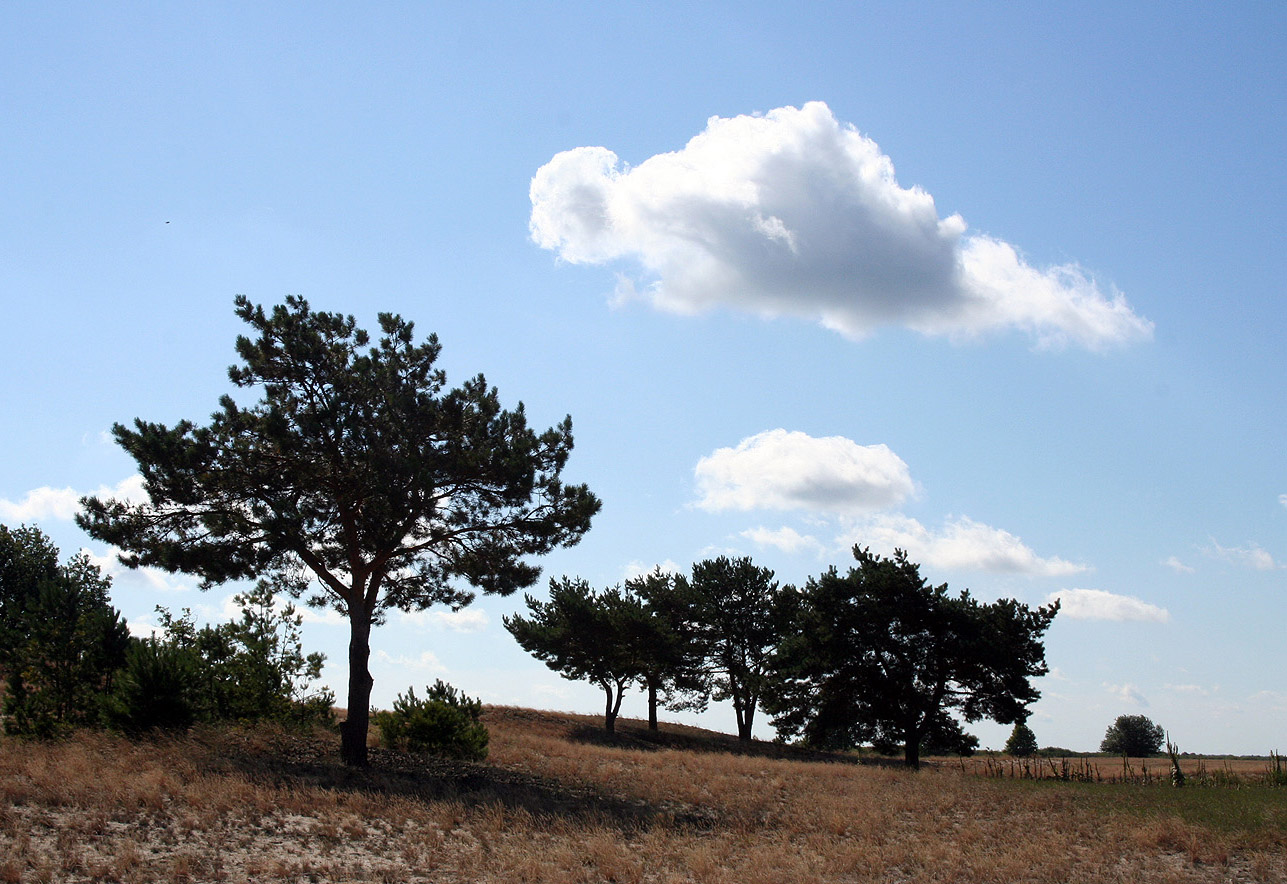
[104,639,200,734]
[1005,722,1039,757]
[374,680,488,760]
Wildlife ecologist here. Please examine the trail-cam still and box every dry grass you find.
[0,708,1283,882]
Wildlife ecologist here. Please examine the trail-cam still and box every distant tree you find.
[765,547,1058,769]
[688,556,790,741]
[627,569,710,730]
[1100,714,1165,757]
[0,524,130,737]
[1005,722,1039,757]
[505,578,652,732]
[78,296,599,765]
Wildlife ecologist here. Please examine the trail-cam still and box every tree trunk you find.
[340,613,374,766]
[647,680,658,731]
[903,721,922,770]
[602,682,617,733]
[903,740,921,770]
[734,694,755,741]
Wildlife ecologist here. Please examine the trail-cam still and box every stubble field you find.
[1,707,1284,883]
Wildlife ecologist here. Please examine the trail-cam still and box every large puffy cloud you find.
[1047,588,1170,623]
[531,102,1152,349]
[694,429,914,514]
[843,513,1086,577]
[0,475,146,523]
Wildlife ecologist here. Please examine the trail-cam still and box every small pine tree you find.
[1005,722,1039,757]
[0,526,130,737]
[374,680,488,760]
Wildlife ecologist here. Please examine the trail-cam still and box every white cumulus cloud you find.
[1047,588,1170,623]
[846,513,1086,577]
[531,101,1152,349]
[694,429,914,514]
[0,475,146,523]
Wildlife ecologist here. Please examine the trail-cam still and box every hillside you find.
[1,707,1283,882]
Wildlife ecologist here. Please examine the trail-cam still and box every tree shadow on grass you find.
[202,728,720,832]
[565,719,906,768]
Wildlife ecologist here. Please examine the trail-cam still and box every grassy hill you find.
[1,706,1283,882]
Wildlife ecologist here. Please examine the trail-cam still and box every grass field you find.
[1,707,1283,882]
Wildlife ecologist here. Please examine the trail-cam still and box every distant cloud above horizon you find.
[694,428,914,514]
[697,429,1083,577]
[1049,588,1170,623]
[531,101,1153,349]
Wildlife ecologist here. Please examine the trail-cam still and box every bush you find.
[1101,714,1165,757]
[1005,722,1038,757]
[374,680,488,760]
[104,639,200,734]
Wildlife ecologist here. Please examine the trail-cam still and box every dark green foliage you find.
[765,547,1058,769]
[687,556,790,741]
[78,296,598,765]
[374,680,488,760]
[1005,722,1039,757]
[104,638,200,734]
[625,569,710,730]
[1101,714,1166,757]
[505,578,654,732]
[0,525,130,737]
[105,582,333,733]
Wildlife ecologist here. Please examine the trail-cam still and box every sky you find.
[2,3,1283,755]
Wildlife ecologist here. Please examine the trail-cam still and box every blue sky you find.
[2,3,1283,754]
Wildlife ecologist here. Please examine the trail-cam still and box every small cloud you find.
[1106,683,1149,707]
[1204,539,1279,571]
[1161,556,1194,574]
[1048,588,1169,623]
[845,513,1086,576]
[1164,683,1216,697]
[374,650,447,676]
[623,559,682,580]
[1279,493,1287,509]
[533,682,574,701]
[79,547,195,594]
[531,101,1151,349]
[740,525,825,556]
[694,429,914,514]
[399,607,489,633]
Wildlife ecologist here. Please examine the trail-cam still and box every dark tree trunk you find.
[340,613,374,766]
[602,681,618,733]
[903,722,922,770]
[647,680,658,731]
[904,741,921,770]
[734,695,755,741]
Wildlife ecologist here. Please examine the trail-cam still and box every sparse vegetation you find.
[0,708,1282,883]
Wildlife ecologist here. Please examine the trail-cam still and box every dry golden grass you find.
[0,708,1282,882]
